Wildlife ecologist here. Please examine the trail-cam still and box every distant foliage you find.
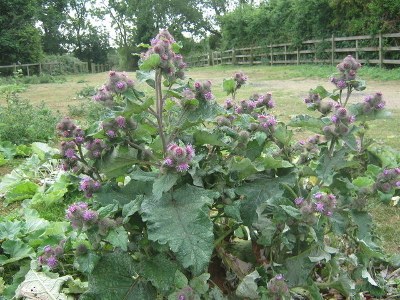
[0,96,59,144]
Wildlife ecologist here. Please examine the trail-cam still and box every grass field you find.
[1,63,400,254]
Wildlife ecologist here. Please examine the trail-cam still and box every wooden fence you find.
[186,33,400,68]
[0,61,109,76]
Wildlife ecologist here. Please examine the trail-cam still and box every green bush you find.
[0,96,59,144]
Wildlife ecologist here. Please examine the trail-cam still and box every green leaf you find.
[273,125,293,146]
[287,114,325,134]
[315,148,347,185]
[352,176,375,187]
[283,245,318,287]
[309,86,332,99]
[222,78,236,95]
[81,250,157,300]
[139,54,161,72]
[152,173,179,200]
[235,173,296,226]
[0,240,35,265]
[0,141,17,159]
[280,205,301,219]
[15,270,72,300]
[0,221,23,240]
[4,180,40,205]
[106,226,129,251]
[194,130,227,147]
[185,101,224,123]
[129,169,158,182]
[136,70,155,88]
[189,273,210,294]
[139,254,178,292]
[142,184,217,275]
[74,251,101,274]
[229,157,260,180]
[235,270,260,299]
[95,180,152,206]
[97,146,138,178]
[122,196,144,223]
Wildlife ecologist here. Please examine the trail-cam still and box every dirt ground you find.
[5,72,400,114]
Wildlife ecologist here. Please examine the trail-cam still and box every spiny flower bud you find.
[57,117,77,137]
[75,243,88,256]
[237,130,250,143]
[216,116,231,127]
[80,177,101,198]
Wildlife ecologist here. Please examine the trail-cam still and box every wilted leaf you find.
[15,270,72,300]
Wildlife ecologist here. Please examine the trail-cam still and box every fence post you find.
[208,51,213,66]
[232,48,236,65]
[331,34,335,66]
[297,49,300,65]
[379,32,383,68]
[39,63,42,75]
[26,66,29,76]
[250,47,254,66]
[270,44,273,65]
[355,39,359,61]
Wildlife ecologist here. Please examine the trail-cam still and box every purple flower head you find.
[186,144,195,155]
[116,116,126,128]
[47,256,58,269]
[326,211,333,216]
[395,168,400,174]
[275,274,283,280]
[295,197,304,205]
[75,136,84,144]
[65,149,76,159]
[376,101,386,109]
[337,81,346,89]
[348,115,356,123]
[396,181,400,187]
[194,82,201,89]
[267,100,275,108]
[164,157,173,166]
[179,296,185,300]
[106,130,116,138]
[82,210,97,221]
[315,202,325,212]
[314,192,323,200]
[176,163,190,172]
[268,118,277,126]
[44,245,52,252]
[78,202,88,209]
[204,92,215,100]
[365,96,372,102]
[330,115,338,124]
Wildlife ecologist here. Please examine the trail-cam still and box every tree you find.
[36,0,69,55]
[0,0,44,66]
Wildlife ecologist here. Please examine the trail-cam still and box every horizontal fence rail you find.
[0,61,109,76]
[186,33,400,68]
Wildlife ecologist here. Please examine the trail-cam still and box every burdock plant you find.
[51,30,398,300]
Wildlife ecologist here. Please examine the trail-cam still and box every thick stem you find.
[155,70,167,152]
[126,140,162,164]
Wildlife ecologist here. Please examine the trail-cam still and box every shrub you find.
[0,96,59,144]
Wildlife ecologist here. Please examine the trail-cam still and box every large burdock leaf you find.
[81,250,156,300]
[142,184,217,275]
[316,148,347,185]
[15,269,72,300]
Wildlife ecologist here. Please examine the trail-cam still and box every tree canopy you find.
[0,0,399,69]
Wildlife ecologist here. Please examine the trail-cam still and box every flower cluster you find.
[37,240,65,269]
[194,80,215,101]
[80,177,101,198]
[292,135,321,165]
[295,192,338,224]
[323,105,355,140]
[249,114,277,135]
[330,55,361,90]
[303,93,334,116]
[233,71,248,89]
[102,115,138,138]
[267,275,290,300]
[65,202,117,235]
[361,91,386,114]
[93,71,135,107]
[252,92,275,109]
[142,29,186,80]
[373,168,400,193]
[235,99,256,114]
[163,144,195,172]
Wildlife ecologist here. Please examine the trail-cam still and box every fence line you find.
[186,33,400,68]
[0,61,109,76]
